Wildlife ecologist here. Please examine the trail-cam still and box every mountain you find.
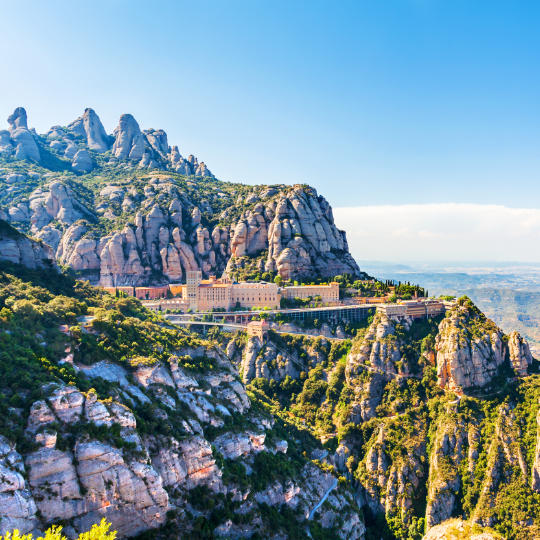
[232,302,540,539]
[0,107,362,285]
[0,107,539,539]
[0,254,537,539]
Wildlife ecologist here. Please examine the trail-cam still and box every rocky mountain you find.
[228,300,539,539]
[0,107,361,284]
[1,106,538,540]
[2,250,537,539]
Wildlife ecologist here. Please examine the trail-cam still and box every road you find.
[164,315,348,341]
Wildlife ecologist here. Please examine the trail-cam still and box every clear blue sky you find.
[1,0,540,209]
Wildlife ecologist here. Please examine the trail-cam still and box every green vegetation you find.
[0,518,116,540]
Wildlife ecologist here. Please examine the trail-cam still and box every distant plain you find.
[359,260,540,357]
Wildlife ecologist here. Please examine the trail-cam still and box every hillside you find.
[0,256,365,539]
[0,250,537,539]
[230,303,540,540]
[360,262,540,357]
[0,107,362,286]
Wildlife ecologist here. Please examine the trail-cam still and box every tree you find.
[0,519,117,540]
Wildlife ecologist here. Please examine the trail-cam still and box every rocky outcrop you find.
[68,108,111,152]
[8,178,360,285]
[344,313,414,421]
[112,114,146,161]
[0,219,56,270]
[0,436,38,535]
[72,149,94,173]
[1,107,41,162]
[24,181,94,235]
[425,415,467,528]
[508,331,533,377]
[436,301,532,394]
[227,185,359,280]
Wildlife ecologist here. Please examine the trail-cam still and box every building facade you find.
[246,320,270,340]
[377,300,445,319]
[281,282,339,303]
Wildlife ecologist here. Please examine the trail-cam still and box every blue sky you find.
[1,0,539,259]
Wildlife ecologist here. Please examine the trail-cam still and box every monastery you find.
[102,272,340,312]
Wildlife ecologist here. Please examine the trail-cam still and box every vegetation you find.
[0,519,116,540]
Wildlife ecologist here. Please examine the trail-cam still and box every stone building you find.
[246,320,270,340]
[281,282,339,303]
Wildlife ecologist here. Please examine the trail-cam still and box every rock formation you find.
[3,107,41,162]
[2,174,360,284]
[0,106,359,283]
[68,108,111,152]
[0,219,56,270]
[435,300,531,394]
[71,149,93,173]
[112,113,146,161]
[508,330,534,377]
[0,314,365,538]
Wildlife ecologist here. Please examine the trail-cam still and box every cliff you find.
[228,302,539,540]
[0,107,362,284]
[0,219,56,270]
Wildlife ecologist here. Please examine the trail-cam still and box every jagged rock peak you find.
[112,113,145,160]
[4,107,40,162]
[7,107,28,130]
[68,108,111,152]
[435,298,532,394]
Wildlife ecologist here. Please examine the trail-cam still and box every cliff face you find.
[0,219,56,270]
[435,299,532,395]
[229,304,539,539]
[0,107,362,284]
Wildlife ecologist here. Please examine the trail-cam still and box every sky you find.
[1,0,539,261]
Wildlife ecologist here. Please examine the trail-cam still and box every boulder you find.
[72,149,94,173]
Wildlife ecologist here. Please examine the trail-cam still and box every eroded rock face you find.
[425,417,468,528]
[508,331,533,377]
[113,114,146,161]
[2,107,41,162]
[227,185,359,280]
[68,108,111,152]
[435,303,534,395]
[0,436,38,535]
[0,219,56,270]
[72,149,94,173]
[436,305,506,394]
[11,179,360,285]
